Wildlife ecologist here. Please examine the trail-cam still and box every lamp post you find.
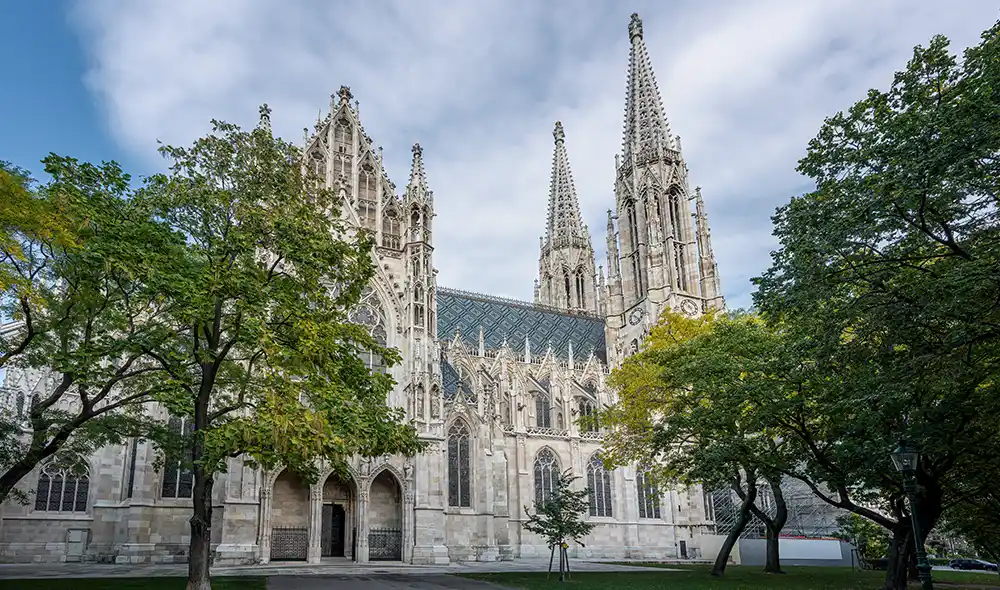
[890,441,933,590]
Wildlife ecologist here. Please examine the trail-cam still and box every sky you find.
[2,1,998,310]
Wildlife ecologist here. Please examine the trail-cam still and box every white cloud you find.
[71,0,1000,310]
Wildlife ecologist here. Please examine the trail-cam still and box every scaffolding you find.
[710,477,846,539]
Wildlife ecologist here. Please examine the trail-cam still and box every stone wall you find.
[271,471,308,529]
[369,472,401,529]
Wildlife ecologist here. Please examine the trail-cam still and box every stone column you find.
[411,441,450,564]
[402,487,415,563]
[307,484,323,563]
[258,487,273,564]
[356,479,371,562]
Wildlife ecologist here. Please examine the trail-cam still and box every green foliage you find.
[137,112,425,482]
[522,469,596,549]
[834,513,890,559]
[940,492,1000,563]
[751,19,1000,589]
[0,154,186,504]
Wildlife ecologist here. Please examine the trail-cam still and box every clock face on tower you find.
[628,307,645,325]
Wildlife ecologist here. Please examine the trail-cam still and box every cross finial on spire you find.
[553,121,565,144]
[338,85,353,105]
[628,13,643,40]
[258,103,272,130]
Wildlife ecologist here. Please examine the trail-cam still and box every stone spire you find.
[406,143,430,199]
[545,121,585,244]
[695,187,724,311]
[535,121,598,314]
[621,13,677,162]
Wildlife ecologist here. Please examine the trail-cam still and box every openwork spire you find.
[621,13,676,162]
[546,121,584,243]
[407,143,428,194]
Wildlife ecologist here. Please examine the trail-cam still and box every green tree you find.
[753,20,1000,590]
[0,155,184,505]
[834,513,890,561]
[522,469,596,582]
[600,311,792,576]
[940,493,1000,579]
[137,108,424,590]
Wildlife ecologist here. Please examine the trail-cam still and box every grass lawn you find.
[461,565,1000,589]
[4,577,267,590]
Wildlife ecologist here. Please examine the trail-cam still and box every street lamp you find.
[891,441,933,590]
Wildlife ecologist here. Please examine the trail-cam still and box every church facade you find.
[0,13,725,565]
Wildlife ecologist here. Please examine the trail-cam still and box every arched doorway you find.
[321,471,357,560]
[368,470,403,561]
[270,470,310,561]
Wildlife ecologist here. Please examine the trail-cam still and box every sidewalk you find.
[0,558,678,580]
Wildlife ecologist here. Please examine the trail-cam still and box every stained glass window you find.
[34,458,89,512]
[161,416,194,499]
[447,421,471,507]
[587,454,613,517]
[533,448,559,505]
[636,471,661,519]
[381,207,400,249]
[349,287,388,373]
[578,399,596,432]
[535,393,551,428]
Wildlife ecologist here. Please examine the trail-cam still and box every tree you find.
[599,310,792,576]
[834,513,890,562]
[522,469,596,582]
[753,20,1000,590]
[0,155,185,506]
[940,493,1000,579]
[137,108,425,590]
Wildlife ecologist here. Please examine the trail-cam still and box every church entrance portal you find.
[322,504,347,557]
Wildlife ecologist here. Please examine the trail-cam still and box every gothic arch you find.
[33,453,93,513]
[368,462,406,491]
[314,462,362,489]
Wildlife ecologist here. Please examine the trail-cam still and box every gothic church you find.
[0,13,725,564]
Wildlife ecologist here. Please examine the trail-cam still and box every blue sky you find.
[2,0,999,310]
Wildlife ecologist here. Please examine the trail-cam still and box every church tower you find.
[534,121,599,313]
[604,13,724,366]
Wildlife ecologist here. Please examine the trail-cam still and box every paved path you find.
[0,558,678,580]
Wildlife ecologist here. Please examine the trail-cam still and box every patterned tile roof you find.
[437,287,607,365]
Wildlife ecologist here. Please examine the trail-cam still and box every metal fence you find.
[368,528,402,561]
[270,527,308,561]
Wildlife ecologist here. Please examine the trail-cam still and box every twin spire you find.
[545,121,585,244]
[622,12,676,160]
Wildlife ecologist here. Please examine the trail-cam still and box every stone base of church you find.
[214,543,260,566]
[410,544,450,565]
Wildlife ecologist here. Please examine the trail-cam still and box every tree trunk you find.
[0,460,40,506]
[883,525,912,590]
[712,476,758,577]
[186,463,214,590]
[764,477,788,574]
[187,361,217,590]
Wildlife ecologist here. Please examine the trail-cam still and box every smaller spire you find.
[408,143,428,194]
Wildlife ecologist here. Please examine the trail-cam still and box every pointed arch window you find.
[333,119,352,187]
[34,457,90,512]
[350,287,388,373]
[381,207,400,249]
[637,470,661,519]
[533,448,559,505]
[587,454,613,517]
[410,209,422,242]
[124,437,139,500]
[447,421,471,508]
[535,391,551,428]
[574,267,586,308]
[162,416,195,498]
[357,166,378,230]
[577,399,597,433]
